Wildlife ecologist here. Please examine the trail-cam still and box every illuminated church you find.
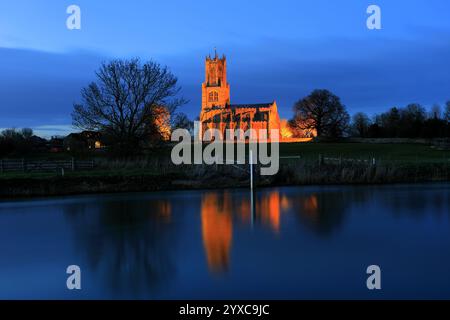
[199,51,282,140]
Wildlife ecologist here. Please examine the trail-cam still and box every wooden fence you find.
[0,158,94,173]
[321,156,376,166]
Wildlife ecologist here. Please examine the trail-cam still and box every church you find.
[199,51,282,140]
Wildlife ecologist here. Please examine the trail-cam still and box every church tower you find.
[201,50,230,110]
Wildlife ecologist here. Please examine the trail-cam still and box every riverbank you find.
[2,141,450,198]
[1,161,449,198]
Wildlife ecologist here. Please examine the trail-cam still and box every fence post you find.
[22,158,25,172]
[318,154,323,166]
[0,159,3,174]
[250,149,253,190]
[71,157,75,171]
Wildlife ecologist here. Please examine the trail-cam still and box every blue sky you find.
[0,0,450,137]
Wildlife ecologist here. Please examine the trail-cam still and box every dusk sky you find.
[1,0,450,137]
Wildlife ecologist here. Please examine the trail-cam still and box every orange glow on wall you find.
[199,52,282,141]
[152,105,171,141]
[280,119,293,139]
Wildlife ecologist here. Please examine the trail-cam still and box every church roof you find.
[229,102,273,109]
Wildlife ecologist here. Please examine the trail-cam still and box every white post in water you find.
[250,149,254,227]
[249,149,253,190]
[250,187,254,227]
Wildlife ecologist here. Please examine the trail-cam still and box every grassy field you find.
[1,141,450,180]
[0,168,163,180]
[280,142,450,164]
[2,142,450,197]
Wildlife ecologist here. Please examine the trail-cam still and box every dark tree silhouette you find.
[351,112,371,137]
[445,101,450,123]
[20,128,33,140]
[0,128,36,156]
[430,104,442,120]
[72,58,185,154]
[171,112,193,132]
[366,103,450,138]
[291,89,350,138]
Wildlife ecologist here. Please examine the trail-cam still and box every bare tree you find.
[72,58,185,154]
[21,128,33,140]
[291,89,350,138]
[171,113,193,131]
[430,104,442,120]
[445,101,450,123]
[351,112,371,137]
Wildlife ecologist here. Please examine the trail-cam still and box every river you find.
[0,183,449,299]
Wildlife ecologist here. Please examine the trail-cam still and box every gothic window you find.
[209,91,219,102]
[254,111,268,121]
[210,67,217,84]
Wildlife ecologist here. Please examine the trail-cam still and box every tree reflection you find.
[64,197,176,298]
[291,191,349,236]
[61,184,449,291]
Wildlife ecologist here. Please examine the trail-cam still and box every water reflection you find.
[198,186,450,274]
[64,198,176,297]
[27,183,447,298]
[292,191,348,236]
[200,190,293,272]
[256,192,282,232]
[201,193,233,273]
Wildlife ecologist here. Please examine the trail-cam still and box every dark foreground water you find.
[0,183,449,299]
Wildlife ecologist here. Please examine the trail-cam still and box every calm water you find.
[0,184,449,299]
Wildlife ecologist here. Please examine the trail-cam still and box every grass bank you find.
[1,142,450,198]
[1,161,449,198]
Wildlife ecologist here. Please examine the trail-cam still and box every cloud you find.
[156,33,450,119]
[0,47,105,129]
[212,35,450,118]
[31,125,77,138]
[0,125,76,139]
[1,31,450,138]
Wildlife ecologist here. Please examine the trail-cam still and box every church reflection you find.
[63,188,357,289]
[256,191,292,233]
[201,193,233,273]
[199,188,357,273]
[35,184,450,298]
[200,190,296,273]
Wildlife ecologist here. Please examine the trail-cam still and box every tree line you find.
[2,58,449,158]
[289,89,450,139]
[350,103,450,138]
